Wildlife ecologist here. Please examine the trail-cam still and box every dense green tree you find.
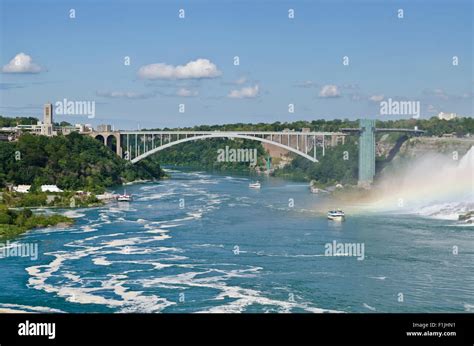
[0,132,165,191]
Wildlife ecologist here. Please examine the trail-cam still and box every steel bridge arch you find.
[129,133,318,164]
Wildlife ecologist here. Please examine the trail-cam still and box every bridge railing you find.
[117,131,348,163]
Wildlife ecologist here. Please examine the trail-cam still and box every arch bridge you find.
[89,130,347,164]
[89,120,424,186]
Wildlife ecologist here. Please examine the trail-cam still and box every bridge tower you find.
[358,119,376,187]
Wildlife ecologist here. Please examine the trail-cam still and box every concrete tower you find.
[42,103,54,136]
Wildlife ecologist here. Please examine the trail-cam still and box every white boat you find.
[327,209,345,221]
[249,181,261,189]
[117,190,132,202]
[310,185,329,194]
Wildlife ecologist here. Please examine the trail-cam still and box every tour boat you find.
[327,210,345,221]
[117,190,132,202]
[249,181,261,189]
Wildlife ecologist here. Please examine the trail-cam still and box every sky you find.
[0,0,472,129]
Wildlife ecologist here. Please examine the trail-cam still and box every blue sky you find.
[0,0,472,129]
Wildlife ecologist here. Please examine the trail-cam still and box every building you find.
[32,103,92,136]
[96,124,112,132]
[18,123,42,134]
[13,185,31,193]
[61,124,93,135]
[0,103,92,139]
[40,185,63,193]
[41,103,57,136]
[437,112,458,121]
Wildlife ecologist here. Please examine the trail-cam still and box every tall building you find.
[41,103,56,136]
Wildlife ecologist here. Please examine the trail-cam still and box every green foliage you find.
[13,193,47,207]
[0,206,72,239]
[376,117,474,137]
[148,117,474,137]
[0,190,103,208]
[149,119,360,133]
[154,138,267,171]
[0,132,165,191]
[275,137,359,185]
[0,116,37,127]
[0,207,12,224]
[0,224,23,239]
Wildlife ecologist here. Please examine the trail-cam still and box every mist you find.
[367,146,474,218]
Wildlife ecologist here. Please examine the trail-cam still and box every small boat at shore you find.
[327,210,345,221]
[117,190,132,202]
[249,181,261,189]
[309,182,329,194]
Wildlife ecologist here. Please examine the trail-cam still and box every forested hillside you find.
[0,132,165,192]
[1,115,471,189]
[0,115,37,127]
[274,137,359,184]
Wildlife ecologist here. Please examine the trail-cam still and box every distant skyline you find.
[0,0,472,129]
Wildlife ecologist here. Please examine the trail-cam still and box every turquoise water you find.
[0,170,473,313]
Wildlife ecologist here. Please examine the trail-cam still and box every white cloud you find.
[176,88,198,97]
[423,88,449,100]
[234,77,247,85]
[2,53,42,73]
[341,83,360,90]
[138,58,221,80]
[369,94,384,102]
[350,93,362,101]
[318,84,340,98]
[426,104,438,113]
[431,88,449,100]
[295,80,317,88]
[423,88,473,101]
[228,85,259,99]
[96,90,154,99]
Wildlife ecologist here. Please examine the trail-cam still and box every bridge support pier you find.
[358,119,376,188]
[116,134,122,157]
[89,132,122,158]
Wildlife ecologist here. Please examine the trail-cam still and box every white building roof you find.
[40,185,63,192]
[14,185,31,193]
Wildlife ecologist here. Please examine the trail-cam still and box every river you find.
[0,169,473,313]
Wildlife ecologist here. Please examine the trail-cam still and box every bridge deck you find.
[341,128,425,133]
[119,130,347,136]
